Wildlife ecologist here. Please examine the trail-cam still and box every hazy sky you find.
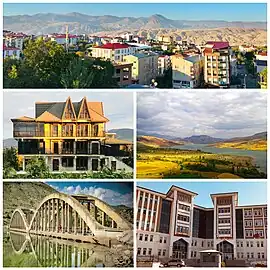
[47,181,133,207]
[137,91,267,139]
[3,92,133,139]
[3,3,267,22]
[138,181,267,208]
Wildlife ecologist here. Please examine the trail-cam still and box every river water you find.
[171,144,267,174]
[3,232,132,267]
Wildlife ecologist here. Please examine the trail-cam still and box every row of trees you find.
[3,147,132,179]
[4,38,119,88]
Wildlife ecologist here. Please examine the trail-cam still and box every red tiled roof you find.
[258,51,267,56]
[94,43,130,50]
[206,41,229,50]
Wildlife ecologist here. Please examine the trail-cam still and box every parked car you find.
[160,259,185,267]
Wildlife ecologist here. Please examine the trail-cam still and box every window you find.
[62,157,73,168]
[158,249,161,256]
[250,241,253,247]
[261,241,264,247]
[194,240,197,246]
[150,235,153,242]
[262,253,264,259]
[77,124,89,137]
[79,101,90,119]
[191,251,193,257]
[202,241,204,247]
[237,242,239,247]
[241,253,244,259]
[160,237,163,243]
[258,253,260,259]
[247,253,250,259]
[62,124,74,137]
[237,253,240,259]
[164,238,167,244]
[194,251,197,258]
[137,248,141,255]
[64,101,75,119]
[257,242,260,248]
[241,242,243,247]
[148,248,152,255]
[162,250,166,256]
[139,234,143,241]
[52,124,58,137]
[251,253,254,259]
[143,248,147,255]
[145,234,148,241]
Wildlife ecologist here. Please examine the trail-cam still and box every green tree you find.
[25,157,50,179]
[259,68,267,88]
[155,67,172,88]
[3,147,19,171]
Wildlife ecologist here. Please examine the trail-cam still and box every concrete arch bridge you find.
[9,193,132,245]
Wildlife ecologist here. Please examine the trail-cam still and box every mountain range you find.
[137,131,267,146]
[4,13,267,43]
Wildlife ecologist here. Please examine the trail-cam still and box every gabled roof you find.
[36,111,61,122]
[11,116,35,122]
[35,97,108,122]
[206,41,229,50]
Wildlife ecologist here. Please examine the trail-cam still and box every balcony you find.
[14,131,44,137]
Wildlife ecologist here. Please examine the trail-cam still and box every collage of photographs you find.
[1,1,268,268]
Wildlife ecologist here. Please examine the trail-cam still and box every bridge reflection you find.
[9,231,116,267]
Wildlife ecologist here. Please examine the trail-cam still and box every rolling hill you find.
[138,135,184,148]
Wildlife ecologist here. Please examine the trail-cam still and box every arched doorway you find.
[172,239,188,259]
[217,240,234,261]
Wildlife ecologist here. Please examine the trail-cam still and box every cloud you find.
[137,91,267,138]
[50,184,133,207]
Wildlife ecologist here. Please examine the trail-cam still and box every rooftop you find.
[94,43,130,50]
[206,41,230,50]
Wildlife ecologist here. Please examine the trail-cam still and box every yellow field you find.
[136,151,251,179]
[214,140,267,151]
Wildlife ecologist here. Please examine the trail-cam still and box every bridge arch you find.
[28,193,104,235]
[9,208,30,232]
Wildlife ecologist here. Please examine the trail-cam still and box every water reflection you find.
[8,232,117,267]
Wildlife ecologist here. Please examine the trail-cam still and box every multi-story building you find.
[158,35,174,44]
[123,52,158,85]
[136,185,267,267]
[203,41,231,88]
[4,32,26,50]
[50,34,79,46]
[92,43,134,62]
[3,45,21,59]
[113,62,133,87]
[158,55,171,76]
[11,97,133,173]
[254,52,267,74]
[171,54,204,88]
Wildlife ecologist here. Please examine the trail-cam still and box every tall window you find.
[79,101,90,119]
[52,124,58,137]
[62,124,73,137]
[64,102,75,119]
[77,124,89,137]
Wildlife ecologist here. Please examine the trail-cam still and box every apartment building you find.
[4,32,26,50]
[136,185,267,267]
[123,52,158,85]
[158,55,171,75]
[254,52,267,73]
[158,35,174,44]
[203,41,231,88]
[113,62,133,87]
[3,45,21,59]
[11,97,133,173]
[50,34,79,46]
[171,54,204,88]
[92,43,135,62]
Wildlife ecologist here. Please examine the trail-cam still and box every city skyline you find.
[47,181,133,207]
[137,181,267,208]
[3,92,133,139]
[137,91,267,138]
[4,3,267,22]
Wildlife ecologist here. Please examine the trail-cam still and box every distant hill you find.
[3,12,267,45]
[3,182,57,226]
[182,135,224,144]
[212,132,267,151]
[108,128,133,141]
[3,138,17,149]
[112,205,133,224]
[138,135,184,148]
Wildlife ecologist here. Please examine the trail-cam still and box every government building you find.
[136,185,267,267]
[12,97,133,173]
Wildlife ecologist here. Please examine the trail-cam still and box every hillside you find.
[3,182,57,226]
[113,205,133,224]
[108,128,133,141]
[212,132,267,151]
[183,135,224,144]
[138,135,184,148]
[3,12,267,45]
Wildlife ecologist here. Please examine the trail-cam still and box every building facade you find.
[158,55,171,76]
[203,41,231,88]
[136,185,267,267]
[113,62,133,87]
[123,52,158,85]
[50,34,79,46]
[12,97,133,173]
[171,54,204,88]
[3,46,21,59]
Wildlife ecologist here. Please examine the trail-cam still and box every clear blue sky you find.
[4,3,267,21]
[137,182,267,208]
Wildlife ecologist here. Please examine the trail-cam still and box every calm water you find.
[3,232,119,267]
[171,144,267,173]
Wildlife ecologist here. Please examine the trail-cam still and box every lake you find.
[171,144,267,174]
[3,232,132,267]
